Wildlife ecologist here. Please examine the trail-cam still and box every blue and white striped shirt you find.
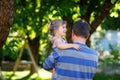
[43,42,98,80]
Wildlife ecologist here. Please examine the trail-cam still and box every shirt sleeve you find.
[43,50,59,70]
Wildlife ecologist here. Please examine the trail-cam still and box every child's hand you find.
[73,44,81,50]
[50,68,55,78]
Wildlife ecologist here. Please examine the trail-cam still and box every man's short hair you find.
[72,20,91,38]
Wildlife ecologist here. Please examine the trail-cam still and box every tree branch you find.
[62,15,73,42]
[90,0,116,34]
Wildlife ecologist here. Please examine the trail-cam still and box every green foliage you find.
[80,0,103,15]
[111,0,120,4]
[100,44,120,66]
[15,0,20,4]
[101,16,120,30]
[94,74,120,80]
[13,0,43,38]
[91,31,120,67]
[109,44,120,65]
[2,39,22,61]
[101,3,120,30]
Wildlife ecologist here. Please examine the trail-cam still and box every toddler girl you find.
[48,19,81,78]
[48,19,81,50]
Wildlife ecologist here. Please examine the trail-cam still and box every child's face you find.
[56,24,66,37]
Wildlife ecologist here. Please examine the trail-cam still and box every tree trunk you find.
[62,16,73,43]
[28,37,40,74]
[90,0,115,34]
[0,0,15,64]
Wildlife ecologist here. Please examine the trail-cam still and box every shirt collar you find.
[73,42,87,47]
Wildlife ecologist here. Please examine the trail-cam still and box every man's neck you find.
[73,37,86,44]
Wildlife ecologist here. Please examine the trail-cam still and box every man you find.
[43,20,98,80]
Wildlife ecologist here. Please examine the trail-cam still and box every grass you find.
[1,69,120,80]
[94,74,120,80]
[2,69,51,80]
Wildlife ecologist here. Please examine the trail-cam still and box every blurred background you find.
[0,0,120,80]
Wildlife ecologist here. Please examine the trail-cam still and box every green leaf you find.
[16,0,20,4]
[111,0,119,4]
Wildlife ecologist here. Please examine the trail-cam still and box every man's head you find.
[72,20,91,42]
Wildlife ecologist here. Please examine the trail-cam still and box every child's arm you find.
[54,39,81,50]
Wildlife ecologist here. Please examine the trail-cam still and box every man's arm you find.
[43,51,59,70]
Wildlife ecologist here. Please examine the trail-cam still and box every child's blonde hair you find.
[48,19,67,36]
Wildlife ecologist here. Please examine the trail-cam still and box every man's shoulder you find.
[54,47,98,56]
[84,47,98,55]
[54,48,78,55]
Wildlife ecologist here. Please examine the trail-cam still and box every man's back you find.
[53,43,98,80]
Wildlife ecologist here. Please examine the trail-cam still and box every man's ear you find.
[86,33,90,40]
